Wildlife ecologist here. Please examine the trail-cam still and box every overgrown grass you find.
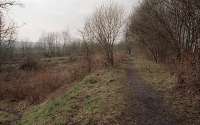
[0,56,99,104]
[18,69,133,125]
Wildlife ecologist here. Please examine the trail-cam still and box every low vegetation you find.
[18,68,135,125]
[132,55,200,125]
[0,53,128,124]
[0,55,104,103]
[1,0,200,124]
[0,111,17,124]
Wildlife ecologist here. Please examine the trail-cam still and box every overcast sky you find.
[9,0,139,42]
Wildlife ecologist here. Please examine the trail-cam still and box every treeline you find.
[0,0,126,70]
[0,0,85,60]
[0,0,17,61]
[16,31,82,58]
[0,33,82,61]
[128,0,200,95]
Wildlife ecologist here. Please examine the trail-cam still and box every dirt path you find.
[126,66,177,125]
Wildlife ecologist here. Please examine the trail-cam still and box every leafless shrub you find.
[83,2,124,66]
[19,57,40,71]
[0,0,18,63]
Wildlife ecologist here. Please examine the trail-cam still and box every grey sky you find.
[10,0,139,41]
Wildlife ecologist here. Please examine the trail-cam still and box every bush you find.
[20,57,40,71]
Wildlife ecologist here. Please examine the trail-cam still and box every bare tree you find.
[85,2,124,66]
[0,0,18,62]
[37,32,61,57]
[61,30,71,56]
[37,31,82,57]
[124,20,134,55]
[80,21,94,72]
[20,39,33,57]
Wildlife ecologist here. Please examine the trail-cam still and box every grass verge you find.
[18,68,134,125]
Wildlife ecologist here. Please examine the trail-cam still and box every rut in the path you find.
[127,66,177,125]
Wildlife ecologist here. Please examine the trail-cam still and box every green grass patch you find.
[18,69,130,125]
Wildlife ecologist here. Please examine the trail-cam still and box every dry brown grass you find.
[0,53,130,125]
[0,67,71,104]
[114,53,129,64]
[0,54,128,105]
[0,57,93,104]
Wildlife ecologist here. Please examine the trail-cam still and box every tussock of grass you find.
[18,69,129,125]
